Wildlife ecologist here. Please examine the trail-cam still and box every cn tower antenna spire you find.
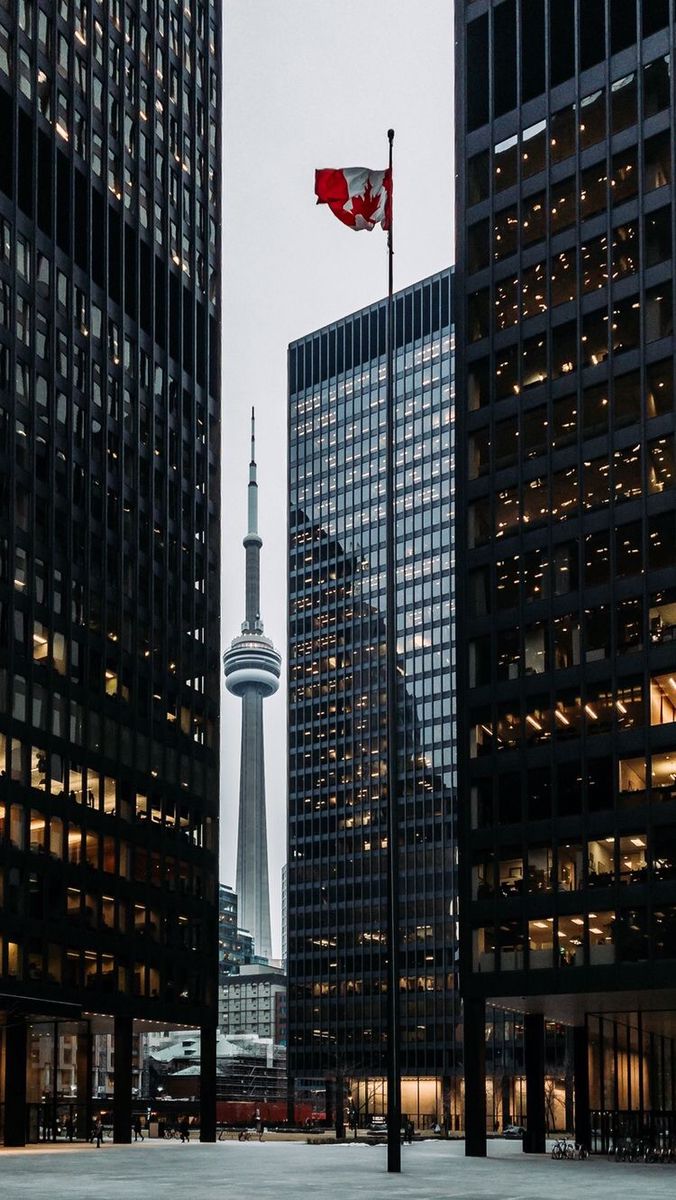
[247,406,259,541]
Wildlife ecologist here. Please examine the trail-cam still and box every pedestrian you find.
[133,1116,144,1142]
[65,1116,74,1142]
[254,1108,264,1142]
[348,1104,358,1141]
[405,1118,414,1144]
[95,1118,103,1148]
[179,1116,190,1143]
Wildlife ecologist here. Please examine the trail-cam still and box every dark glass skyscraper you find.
[456,0,676,1155]
[287,270,459,1129]
[0,0,221,1144]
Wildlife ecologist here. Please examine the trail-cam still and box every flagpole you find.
[384,126,401,1175]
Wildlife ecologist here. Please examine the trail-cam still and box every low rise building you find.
[219,963,286,1040]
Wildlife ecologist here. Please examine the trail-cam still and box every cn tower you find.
[223,409,280,962]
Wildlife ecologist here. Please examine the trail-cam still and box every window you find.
[611,73,637,134]
[521,120,546,179]
[645,130,671,192]
[653,823,676,875]
[494,134,518,193]
[550,176,576,236]
[552,393,578,449]
[557,915,585,966]
[645,207,672,268]
[550,105,575,164]
[579,89,605,150]
[493,206,517,261]
[651,674,676,726]
[648,514,676,570]
[529,919,554,968]
[617,596,643,654]
[468,220,489,273]
[617,909,648,961]
[653,907,676,959]
[618,833,647,884]
[589,912,615,965]
[643,55,671,118]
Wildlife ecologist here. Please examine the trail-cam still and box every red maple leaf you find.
[349,179,383,227]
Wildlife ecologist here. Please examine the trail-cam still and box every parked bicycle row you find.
[608,1137,676,1163]
[551,1138,589,1159]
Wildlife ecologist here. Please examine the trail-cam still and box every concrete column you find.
[76,1023,93,1140]
[4,1016,27,1146]
[113,1015,133,1143]
[463,996,487,1156]
[524,1013,546,1153]
[199,1023,217,1142]
[286,1073,295,1126]
[334,1069,345,1140]
[648,1032,660,1111]
[501,1073,512,1129]
[573,1025,591,1149]
[637,1011,645,1114]
[324,1076,334,1127]
[442,1074,452,1136]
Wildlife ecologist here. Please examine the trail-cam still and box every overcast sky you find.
[221,0,454,958]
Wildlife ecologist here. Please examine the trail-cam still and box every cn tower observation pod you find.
[223,632,281,697]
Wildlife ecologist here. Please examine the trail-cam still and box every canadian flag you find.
[315,167,392,231]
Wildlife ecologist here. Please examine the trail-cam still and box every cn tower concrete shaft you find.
[223,409,280,962]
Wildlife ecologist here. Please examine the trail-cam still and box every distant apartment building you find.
[218,884,239,979]
[219,963,286,1041]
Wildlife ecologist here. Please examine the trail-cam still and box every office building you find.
[0,0,221,1145]
[223,412,280,964]
[281,862,288,970]
[455,0,676,1154]
[287,270,458,1129]
[218,884,239,980]
[219,962,286,1040]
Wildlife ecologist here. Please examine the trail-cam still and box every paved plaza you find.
[0,1138,674,1200]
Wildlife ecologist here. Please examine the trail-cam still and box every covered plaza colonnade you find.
[465,988,676,1155]
[0,999,215,1146]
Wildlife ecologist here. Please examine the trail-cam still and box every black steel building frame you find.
[0,0,221,1144]
[456,0,676,1156]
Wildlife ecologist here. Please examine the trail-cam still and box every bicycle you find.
[551,1137,570,1159]
[609,1137,631,1161]
[552,1137,587,1160]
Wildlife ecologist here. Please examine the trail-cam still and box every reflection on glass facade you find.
[287,271,457,1127]
[457,0,676,1149]
[0,0,221,1143]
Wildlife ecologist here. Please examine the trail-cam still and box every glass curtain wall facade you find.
[287,271,457,1130]
[456,0,676,1154]
[0,0,221,1144]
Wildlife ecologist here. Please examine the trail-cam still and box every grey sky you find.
[221,0,454,957]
